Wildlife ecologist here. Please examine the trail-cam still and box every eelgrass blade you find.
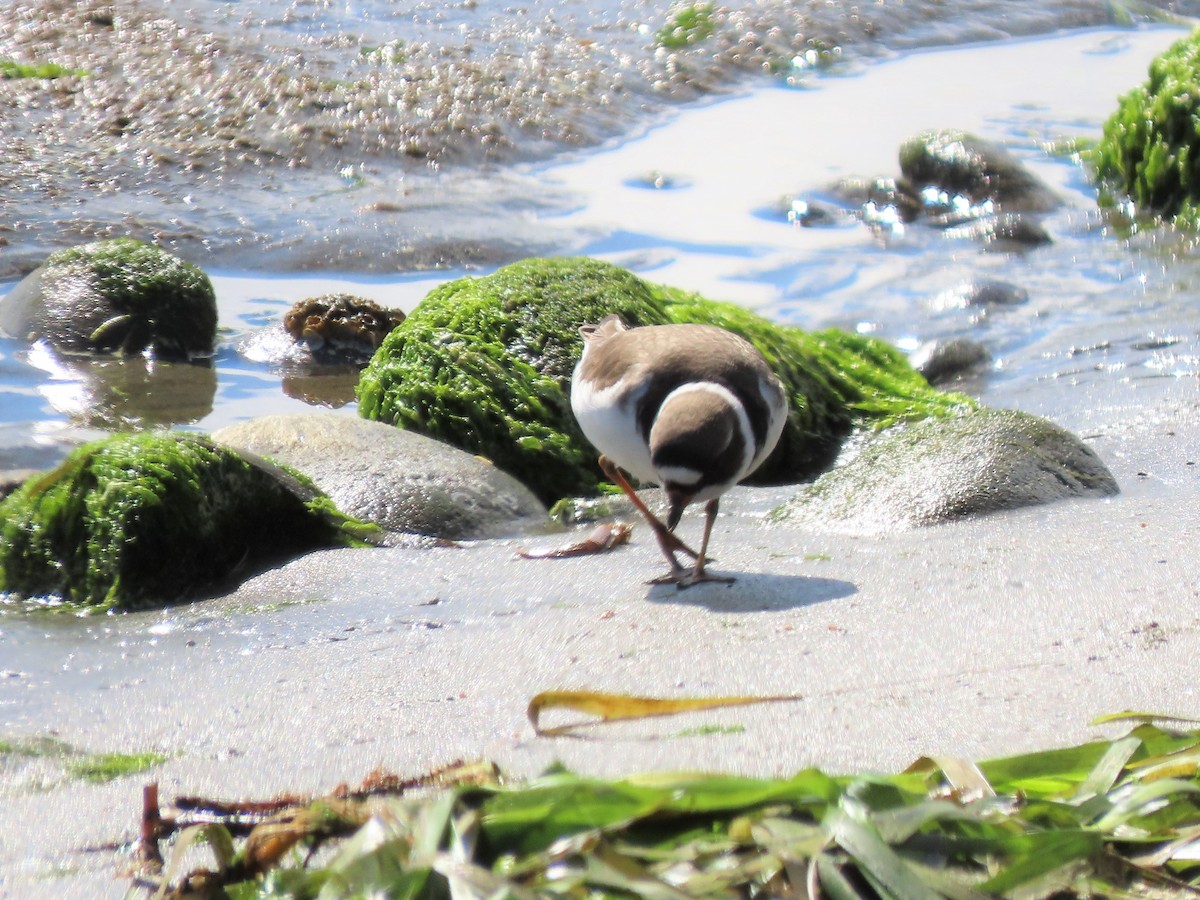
[977,829,1102,894]
[1075,736,1143,801]
[825,804,941,899]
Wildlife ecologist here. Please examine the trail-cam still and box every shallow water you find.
[536,26,1200,419]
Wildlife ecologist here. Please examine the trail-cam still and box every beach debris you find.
[131,760,499,898]
[124,718,1200,898]
[526,688,801,737]
[517,521,633,559]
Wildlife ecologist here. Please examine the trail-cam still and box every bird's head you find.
[650,382,750,522]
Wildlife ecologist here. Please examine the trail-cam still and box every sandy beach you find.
[2,23,1199,897]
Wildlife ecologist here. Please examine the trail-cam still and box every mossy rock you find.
[0,238,217,357]
[774,408,1119,534]
[0,432,370,610]
[1091,30,1200,228]
[357,257,971,504]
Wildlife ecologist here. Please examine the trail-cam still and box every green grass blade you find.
[1095,779,1200,832]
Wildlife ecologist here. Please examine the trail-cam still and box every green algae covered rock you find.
[0,238,217,357]
[0,432,371,610]
[1092,30,1200,227]
[357,257,970,504]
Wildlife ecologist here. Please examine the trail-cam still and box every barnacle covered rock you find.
[282,294,405,361]
[775,408,1119,533]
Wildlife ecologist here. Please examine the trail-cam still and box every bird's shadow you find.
[645,571,856,612]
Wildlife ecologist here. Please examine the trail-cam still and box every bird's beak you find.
[665,489,693,531]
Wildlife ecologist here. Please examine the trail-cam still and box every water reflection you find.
[25,342,216,429]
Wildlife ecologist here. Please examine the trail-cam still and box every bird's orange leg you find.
[598,455,698,566]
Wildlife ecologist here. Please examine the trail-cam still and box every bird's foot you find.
[647,566,735,589]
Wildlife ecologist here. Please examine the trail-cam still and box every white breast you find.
[570,363,660,484]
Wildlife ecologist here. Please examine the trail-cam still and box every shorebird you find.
[570,315,788,587]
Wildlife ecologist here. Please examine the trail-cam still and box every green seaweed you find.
[139,719,1200,898]
[657,285,971,483]
[358,257,972,505]
[656,3,716,50]
[67,751,168,783]
[0,736,74,758]
[0,432,370,610]
[671,723,747,738]
[358,258,677,502]
[1091,30,1200,228]
[1,735,167,786]
[0,59,86,79]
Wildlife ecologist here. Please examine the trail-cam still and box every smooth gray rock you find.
[776,408,1118,534]
[212,414,548,540]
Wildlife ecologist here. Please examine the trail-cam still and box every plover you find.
[571,315,788,587]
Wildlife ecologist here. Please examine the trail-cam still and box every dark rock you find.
[932,280,1029,310]
[899,130,1061,213]
[984,212,1054,249]
[963,281,1029,307]
[775,408,1118,534]
[831,176,922,222]
[784,196,845,227]
[910,337,992,385]
[211,414,548,539]
[0,238,217,358]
